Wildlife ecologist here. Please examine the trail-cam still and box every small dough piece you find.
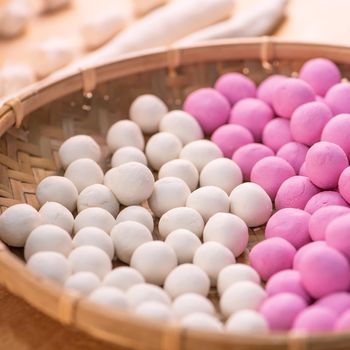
[134,301,174,322]
[64,271,100,295]
[181,313,223,332]
[172,293,215,319]
[103,267,145,291]
[225,310,269,334]
[88,286,129,310]
[111,146,147,167]
[126,283,171,307]
[116,206,154,232]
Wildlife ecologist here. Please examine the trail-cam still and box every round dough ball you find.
[74,207,116,234]
[335,309,350,331]
[39,202,74,234]
[225,310,269,334]
[64,272,100,295]
[325,83,350,115]
[293,241,327,270]
[172,293,215,319]
[180,140,223,172]
[181,313,223,332]
[126,283,171,307]
[159,110,204,144]
[257,74,287,106]
[262,118,293,152]
[104,162,154,206]
[58,135,101,168]
[110,221,153,264]
[220,281,267,318]
[116,206,154,232]
[88,286,129,310]
[27,251,70,284]
[230,182,272,227]
[64,158,104,193]
[158,159,199,191]
[164,264,210,298]
[276,142,309,174]
[165,229,201,264]
[0,204,42,247]
[111,146,147,167]
[73,227,114,259]
[36,176,78,212]
[68,246,112,278]
[130,241,177,285]
[149,177,190,217]
[106,120,144,152]
[158,207,204,239]
[77,184,119,216]
[193,242,235,286]
[200,158,242,195]
[339,166,350,204]
[134,301,174,322]
[315,292,350,317]
[24,224,72,261]
[186,186,229,222]
[304,191,349,214]
[145,132,182,171]
[103,267,145,291]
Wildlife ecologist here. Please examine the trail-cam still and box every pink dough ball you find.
[272,78,316,119]
[249,237,296,281]
[292,306,337,333]
[265,270,311,303]
[250,156,295,200]
[299,58,341,97]
[339,167,350,204]
[326,213,350,260]
[297,245,350,299]
[211,124,254,158]
[262,118,293,152]
[315,292,350,317]
[214,72,256,106]
[257,74,287,106]
[265,208,311,249]
[277,142,309,173]
[232,143,274,181]
[299,162,307,176]
[305,141,348,189]
[229,98,274,141]
[290,102,333,146]
[325,83,350,115]
[293,241,327,270]
[260,293,307,331]
[334,309,350,330]
[275,176,320,210]
[309,205,350,241]
[183,88,230,135]
[304,191,349,214]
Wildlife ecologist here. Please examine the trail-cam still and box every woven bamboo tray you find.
[1,37,350,350]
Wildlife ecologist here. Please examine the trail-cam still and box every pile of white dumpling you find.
[0,94,273,334]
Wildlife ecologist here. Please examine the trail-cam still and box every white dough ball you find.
[165,229,201,264]
[0,203,42,247]
[36,176,78,212]
[181,313,223,332]
[164,264,210,299]
[134,301,174,322]
[111,146,147,167]
[116,206,154,232]
[68,246,112,279]
[200,158,242,195]
[172,293,215,319]
[106,120,144,152]
[130,94,168,134]
[73,227,114,259]
[58,135,101,169]
[130,241,177,286]
[158,159,199,191]
[39,201,74,234]
[220,281,267,318]
[186,186,229,222]
[203,213,249,257]
[77,184,119,216]
[88,286,129,310]
[64,158,104,193]
[193,242,235,286]
[24,224,72,261]
[148,177,190,217]
[217,264,261,296]
[64,271,100,295]
[27,251,70,284]
[225,310,269,334]
[145,132,182,171]
[110,221,153,264]
[103,267,145,291]
[230,182,272,227]
[104,162,154,206]
[158,207,204,239]
[126,283,171,307]
[159,110,204,145]
[180,140,223,172]
[74,207,116,234]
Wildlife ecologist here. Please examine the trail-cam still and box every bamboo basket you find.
[1,37,350,350]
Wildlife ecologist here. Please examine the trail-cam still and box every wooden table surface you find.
[1,0,350,349]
